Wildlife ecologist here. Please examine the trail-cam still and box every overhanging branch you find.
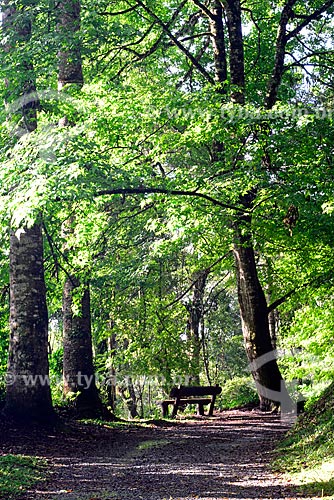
[97,4,139,16]
[135,0,215,84]
[267,271,334,314]
[286,0,334,41]
[96,186,245,212]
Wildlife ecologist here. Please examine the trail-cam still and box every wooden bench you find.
[159,384,222,418]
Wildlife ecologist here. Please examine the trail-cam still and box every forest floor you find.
[0,409,326,500]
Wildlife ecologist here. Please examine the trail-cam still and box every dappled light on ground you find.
[0,410,328,500]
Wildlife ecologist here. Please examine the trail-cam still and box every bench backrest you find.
[170,384,222,398]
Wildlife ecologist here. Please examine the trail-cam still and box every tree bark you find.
[4,226,54,421]
[233,200,291,411]
[63,278,102,414]
[119,377,139,419]
[209,1,227,88]
[222,0,245,104]
[57,0,84,90]
[219,1,292,410]
[3,1,54,422]
[2,3,40,133]
[57,0,104,416]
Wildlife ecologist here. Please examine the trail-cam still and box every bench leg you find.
[161,402,169,418]
[208,395,217,416]
[197,403,205,416]
[171,398,180,418]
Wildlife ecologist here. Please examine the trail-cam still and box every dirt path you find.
[0,410,317,500]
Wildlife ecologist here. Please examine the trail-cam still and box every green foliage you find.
[49,347,63,378]
[274,382,334,498]
[278,287,334,403]
[0,455,46,499]
[217,377,258,410]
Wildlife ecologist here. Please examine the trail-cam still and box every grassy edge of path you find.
[273,382,334,498]
[0,454,47,499]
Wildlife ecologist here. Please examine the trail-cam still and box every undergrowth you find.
[217,376,258,409]
[0,454,46,499]
[274,381,334,498]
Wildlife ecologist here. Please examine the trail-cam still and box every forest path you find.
[1,410,318,500]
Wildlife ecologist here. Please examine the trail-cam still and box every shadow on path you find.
[0,410,315,500]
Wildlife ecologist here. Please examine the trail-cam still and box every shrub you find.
[217,376,258,409]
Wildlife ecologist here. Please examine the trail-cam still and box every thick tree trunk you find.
[3,1,54,422]
[233,212,292,411]
[209,1,227,87]
[222,0,245,104]
[209,1,292,411]
[2,3,40,134]
[63,278,102,415]
[4,226,54,421]
[57,0,104,416]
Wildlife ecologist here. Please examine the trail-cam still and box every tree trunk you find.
[185,271,209,385]
[222,0,245,104]
[57,0,84,91]
[63,277,102,415]
[3,1,54,422]
[57,0,104,416]
[4,226,54,421]
[233,211,292,411]
[209,0,293,411]
[106,333,117,411]
[119,377,139,419]
[209,1,227,87]
[95,332,117,411]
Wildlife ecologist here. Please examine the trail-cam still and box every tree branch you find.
[96,186,245,212]
[265,0,298,109]
[176,35,211,88]
[97,4,139,16]
[166,252,231,308]
[267,271,334,314]
[286,0,334,41]
[191,0,216,21]
[267,288,296,314]
[135,0,215,84]
[242,7,262,73]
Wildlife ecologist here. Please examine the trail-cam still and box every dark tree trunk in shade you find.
[63,278,102,414]
[106,333,117,411]
[4,226,54,421]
